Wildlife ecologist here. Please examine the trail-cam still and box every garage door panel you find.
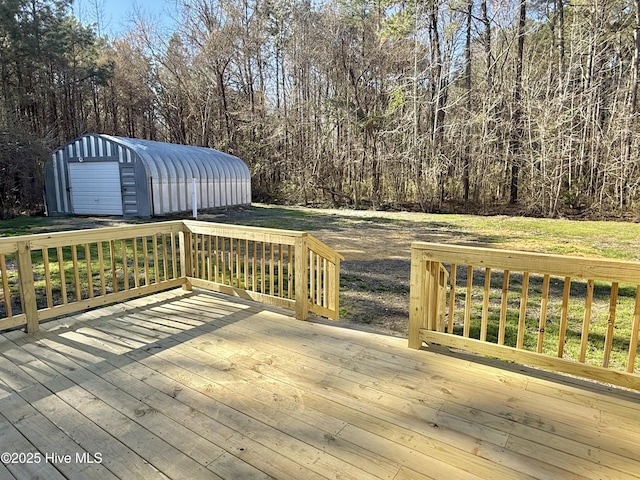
[68,162,123,215]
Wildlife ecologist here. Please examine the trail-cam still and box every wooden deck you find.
[1,289,639,480]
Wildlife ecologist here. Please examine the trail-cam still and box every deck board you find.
[1,288,640,480]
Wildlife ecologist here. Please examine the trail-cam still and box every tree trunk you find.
[481,0,492,92]
[557,0,566,84]
[623,0,640,205]
[463,0,472,203]
[510,0,526,204]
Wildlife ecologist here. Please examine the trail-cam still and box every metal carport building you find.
[45,134,251,217]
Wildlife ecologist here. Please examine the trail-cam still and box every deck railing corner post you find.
[178,225,193,291]
[16,240,39,333]
[334,256,341,320]
[294,234,309,320]
[409,245,426,349]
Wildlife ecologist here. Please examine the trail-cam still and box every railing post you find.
[409,245,426,349]
[294,234,309,320]
[179,228,193,291]
[334,256,341,318]
[16,241,39,333]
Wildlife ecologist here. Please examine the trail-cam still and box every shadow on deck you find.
[1,288,639,480]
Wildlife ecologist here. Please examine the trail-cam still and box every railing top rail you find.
[183,220,307,245]
[307,235,344,263]
[0,220,343,264]
[0,241,18,255]
[412,241,640,284]
[183,221,343,262]
[0,221,186,250]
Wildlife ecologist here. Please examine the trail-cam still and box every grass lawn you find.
[3,204,640,260]
[1,204,639,373]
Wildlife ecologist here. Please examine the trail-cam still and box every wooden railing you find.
[409,242,640,390]
[0,221,342,333]
[180,220,342,321]
[307,235,342,320]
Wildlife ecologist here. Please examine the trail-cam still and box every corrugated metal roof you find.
[104,136,249,183]
[102,136,251,214]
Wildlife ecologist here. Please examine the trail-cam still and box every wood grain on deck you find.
[1,289,639,480]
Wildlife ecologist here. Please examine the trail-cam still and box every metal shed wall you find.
[45,134,252,217]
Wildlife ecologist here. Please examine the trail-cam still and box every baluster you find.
[516,272,530,349]
[579,280,594,363]
[498,270,510,345]
[463,265,473,337]
[481,268,491,341]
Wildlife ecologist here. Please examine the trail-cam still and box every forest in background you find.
[0,0,639,219]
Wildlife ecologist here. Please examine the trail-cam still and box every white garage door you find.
[68,162,123,215]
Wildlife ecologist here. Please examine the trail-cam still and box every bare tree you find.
[509,0,527,204]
